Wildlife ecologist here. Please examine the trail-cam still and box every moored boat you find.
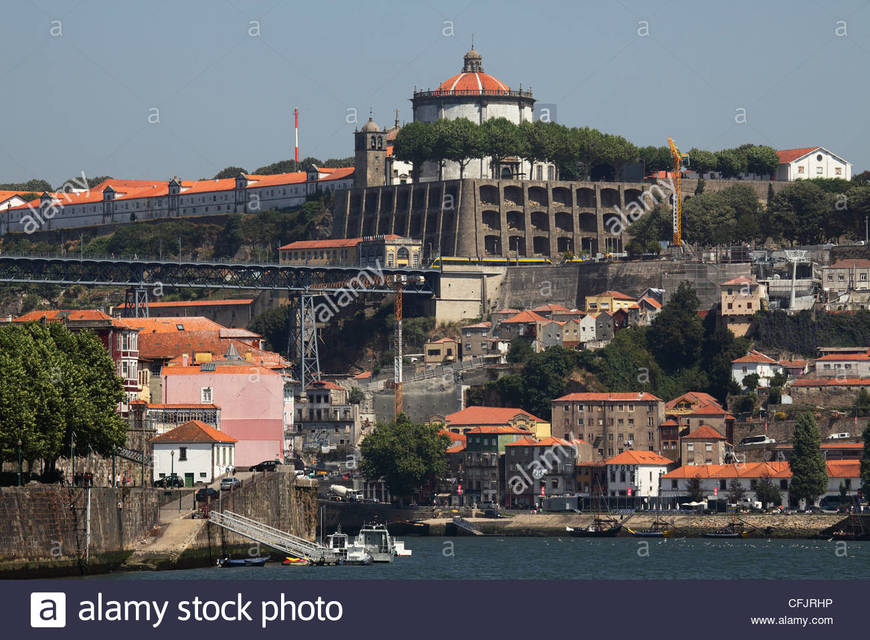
[626,516,673,538]
[567,517,622,538]
[217,556,268,567]
[356,522,396,562]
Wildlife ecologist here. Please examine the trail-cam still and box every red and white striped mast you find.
[294,107,299,163]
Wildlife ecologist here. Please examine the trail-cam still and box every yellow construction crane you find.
[667,137,689,247]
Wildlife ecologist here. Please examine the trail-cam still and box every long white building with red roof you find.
[1,167,353,235]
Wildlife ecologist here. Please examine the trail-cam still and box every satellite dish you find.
[532,467,546,480]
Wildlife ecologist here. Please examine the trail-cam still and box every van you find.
[827,432,850,439]
[739,435,776,446]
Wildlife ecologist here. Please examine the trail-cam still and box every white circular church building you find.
[411,48,548,181]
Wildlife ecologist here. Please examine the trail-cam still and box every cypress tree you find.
[789,412,828,506]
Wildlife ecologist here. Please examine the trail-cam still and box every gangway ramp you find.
[452,516,485,536]
[209,510,339,563]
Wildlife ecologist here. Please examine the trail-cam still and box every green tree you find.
[743,145,779,178]
[755,477,782,507]
[694,177,705,195]
[789,412,828,506]
[742,373,760,391]
[348,387,364,405]
[393,121,435,182]
[854,389,870,417]
[444,118,484,179]
[213,214,244,259]
[359,414,449,503]
[506,337,534,364]
[647,282,704,373]
[715,149,746,178]
[248,305,291,353]
[727,478,746,504]
[688,477,704,501]
[766,181,832,245]
[213,166,247,180]
[687,148,718,177]
[480,118,523,178]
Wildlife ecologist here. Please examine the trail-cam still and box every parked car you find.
[196,487,219,502]
[220,477,241,491]
[739,435,776,446]
[154,474,184,488]
[827,432,851,439]
[250,460,281,472]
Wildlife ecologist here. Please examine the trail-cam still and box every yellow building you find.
[585,290,636,312]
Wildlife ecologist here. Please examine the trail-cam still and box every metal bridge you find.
[0,254,437,294]
[451,516,485,535]
[0,254,438,389]
[209,510,339,563]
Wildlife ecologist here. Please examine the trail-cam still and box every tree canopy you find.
[0,322,127,477]
[789,412,828,506]
[359,414,449,501]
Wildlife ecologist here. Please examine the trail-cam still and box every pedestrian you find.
[232,465,236,476]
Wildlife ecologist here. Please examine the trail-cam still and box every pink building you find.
[161,358,292,466]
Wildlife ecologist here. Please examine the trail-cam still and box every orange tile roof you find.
[352,370,372,380]
[721,275,757,286]
[639,296,662,309]
[180,177,237,195]
[151,420,237,444]
[502,310,549,324]
[590,290,635,300]
[428,337,458,344]
[115,316,226,333]
[466,425,534,435]
[682,425,726,440]
[792,377,870,387]
[532,303,570,313]
[776,147,819,164]
[309,380,344,390]
[816,352,870,361]
[446,441,467,453]
[15,309,116,323]
[505,436,583,448]
[135,331,275,363]
[279,234,401,251]
[462,321,492,330]
[660,419,679,427]
[778,360,807,368]
[444,406,545,426]
[605,450,672,466]
[494,308,520,315]
[665,391,722,411]
[554,392,662,402]
[162,363,281,376]
[439,430,467,443]
[732,350,778,364]
[663,460,858,479]
[828,259,870,269]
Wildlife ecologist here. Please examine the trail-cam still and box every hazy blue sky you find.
[2,0,869,186]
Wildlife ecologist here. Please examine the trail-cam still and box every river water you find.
[93,537,869,581]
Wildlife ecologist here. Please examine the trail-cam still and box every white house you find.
[659,460,860,506]
[731,350,783,389]
[151,419,237,487]
[605,450,672,497]
[775,147,851,181]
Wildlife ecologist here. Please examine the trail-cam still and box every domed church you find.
[411,47,548,181]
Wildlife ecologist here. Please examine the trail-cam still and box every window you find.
[671,479,678,489]
[200,472,207,478]
[719,479,726,490]
[179,447,187,461]
[687,442,694,452]
[705,443,712,451]
[201,387,213,403]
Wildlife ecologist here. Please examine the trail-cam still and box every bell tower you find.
[353,117,386,188]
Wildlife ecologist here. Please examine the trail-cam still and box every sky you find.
[2,0,869,187]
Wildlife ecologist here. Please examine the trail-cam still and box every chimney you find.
[182,353,189,367]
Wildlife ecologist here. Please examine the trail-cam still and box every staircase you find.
[209,510,339,563]
[115,446,152,466]
[451,516,484,536]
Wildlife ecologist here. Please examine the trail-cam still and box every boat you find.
[703,521,747,538]
[394,540,412,557]
[568,516,623,537]
[829,514,870,541]
[355,522,396,562]
[324,525,372,565]
[217,556,268,567]
[281,556,310,566]
[626,516,673,538]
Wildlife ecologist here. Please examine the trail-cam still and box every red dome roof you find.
[437,71,510,95]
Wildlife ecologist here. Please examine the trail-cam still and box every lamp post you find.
[17,438,22,487]
[170,450,175,486]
